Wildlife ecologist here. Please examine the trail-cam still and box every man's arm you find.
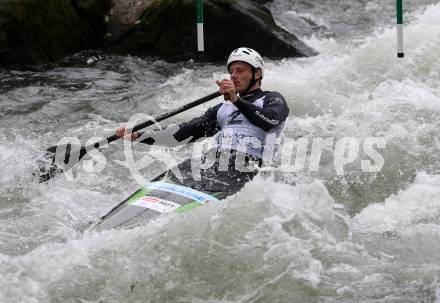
[137,103,222,146]
[233,92,289,131]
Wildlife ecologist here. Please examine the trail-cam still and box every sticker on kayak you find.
[144,182,221,204]
[132,196,181,213]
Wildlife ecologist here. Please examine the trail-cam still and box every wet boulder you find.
[0,0,317,66]
[107,0,318,62]
[0,0,110,66]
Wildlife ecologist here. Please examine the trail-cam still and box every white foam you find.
[354,172,440,233]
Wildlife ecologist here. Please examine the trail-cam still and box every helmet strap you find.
[241,68,262,96]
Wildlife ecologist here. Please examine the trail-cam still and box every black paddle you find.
[38,91,221,182]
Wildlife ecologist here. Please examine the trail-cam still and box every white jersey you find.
[215,94,286,160]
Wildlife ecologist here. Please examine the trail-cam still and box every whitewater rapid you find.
[1,2,440,302]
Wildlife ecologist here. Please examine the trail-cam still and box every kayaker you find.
[116,47,289,192]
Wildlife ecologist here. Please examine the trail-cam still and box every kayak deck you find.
[88,152,259,231]
[88,175,226,231]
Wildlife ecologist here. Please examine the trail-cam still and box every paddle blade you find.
[38,144,87,182]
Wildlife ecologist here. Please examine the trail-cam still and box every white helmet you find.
[227,47,264,76]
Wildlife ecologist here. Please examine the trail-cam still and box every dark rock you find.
[60,49,108,66]
[249,0,273,5]
[0,0,110,66]
[107,0,317,62]
[0,0,316,66]
[104,0,149,45]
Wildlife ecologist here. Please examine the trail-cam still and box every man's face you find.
[229,62,259,94]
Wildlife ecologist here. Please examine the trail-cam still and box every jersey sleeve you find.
[137,103,222,146]
[233,92,289,131]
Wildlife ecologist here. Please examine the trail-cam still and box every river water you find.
[1,1,440,302]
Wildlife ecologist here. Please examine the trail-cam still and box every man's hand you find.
[216,79,238,102]
[116,127,138,141]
